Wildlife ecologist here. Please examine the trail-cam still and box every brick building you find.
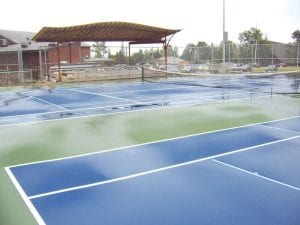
[0,29,90,78]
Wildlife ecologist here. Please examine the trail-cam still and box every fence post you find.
[271,44,274,65]
[44,48,49,81]
[223,42,226,63]
[297,43,299,68]
[228,43,231,63]
[17,47,23,83]
[30,69,33,87]
[142,63,144,82]
[7,67,10,85]
[251,44,254,65]
[211,44,214,64]
[39,47,44,82]
[211,44,214,74]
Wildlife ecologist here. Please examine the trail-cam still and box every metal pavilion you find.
[33,21,181,81]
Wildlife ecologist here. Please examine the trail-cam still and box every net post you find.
[271,86,273,98]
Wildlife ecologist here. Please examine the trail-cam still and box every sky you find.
[1,0,299,47]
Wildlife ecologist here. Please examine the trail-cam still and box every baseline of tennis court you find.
[6,116,300,225]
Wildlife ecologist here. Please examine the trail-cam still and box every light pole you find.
[297,43,299,67]
[223,0,227,63]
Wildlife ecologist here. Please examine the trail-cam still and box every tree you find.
[238,27,270,65]
[92,42,108,58]
[131,49,144,64]
[196,41,208,47]
[114,50,127,64]
[166,45,178,58]
[180,41,213,63]
[292,30,300,43]
[152,48,163,59]
[180,43,197,61]
[195,41,211,63]
[238,27,268,44]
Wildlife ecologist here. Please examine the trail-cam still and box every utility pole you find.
[222,0,227,63]
[297,43,299,68]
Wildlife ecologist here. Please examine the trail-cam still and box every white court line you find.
[27,134,300,199]
[67,88,142,103]
[260,124,300,134]
[30,96,69,111]
[75,85,195,95]
[4,167,46,225]
[213,159,300,191]
[0,91,271,127]
[0,90,247,120]
[7,95,290,168]
[19,92,68,111]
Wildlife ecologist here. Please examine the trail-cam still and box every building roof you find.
[0,29,35,44]
[0,29,92,52]
[32,22,181,43]
[0,42,50,52]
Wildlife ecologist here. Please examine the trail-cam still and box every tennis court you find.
[1,72,300,225]
[1,72,299,125]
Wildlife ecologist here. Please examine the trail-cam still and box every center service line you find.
[213,159,300,191]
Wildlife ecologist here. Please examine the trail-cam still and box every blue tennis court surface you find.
[1,73,299,126]
[6,116,300,225]
[0,75,284,125]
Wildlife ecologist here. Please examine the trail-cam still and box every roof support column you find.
[163,38,168,70]
[128,43,131,65]
[38,47,44,82]
[69,43,72,64]
[56,43,62,82]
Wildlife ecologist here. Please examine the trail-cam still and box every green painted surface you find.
[0,94,299,225]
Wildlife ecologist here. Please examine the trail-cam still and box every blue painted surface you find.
[0,79,271,120]
[0,74,297,119]
[216,136,300,188]
[264,117,300,132]
[11,124,295,197]
[110,86,233,102]
[22,89,131,110]
[0,93,61,117]
[0,91,266,125]
[31,160,300,225]
[9,117,300,225]
[77,82,186,94]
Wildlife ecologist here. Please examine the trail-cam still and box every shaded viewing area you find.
[32,22,181,82]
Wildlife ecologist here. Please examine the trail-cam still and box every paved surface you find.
[6,117,300,225]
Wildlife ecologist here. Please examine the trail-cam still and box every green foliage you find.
[130,48,163,64]
[180,43,196,61]
[238,27,269,44]
[292,30,300,43]
[114,50,127,64]
[92,42,108,58]
[180,42,212,63]
[168,46,178,57]
[94,27,298,66]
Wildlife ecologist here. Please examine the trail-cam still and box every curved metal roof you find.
[32,22,181,43]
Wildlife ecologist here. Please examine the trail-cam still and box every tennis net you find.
[142,67,300,95]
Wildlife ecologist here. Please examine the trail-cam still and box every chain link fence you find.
[0,43,299,85]
[0,70,33,86]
